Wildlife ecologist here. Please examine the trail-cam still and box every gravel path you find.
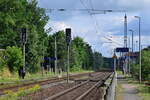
[117,75,142,100]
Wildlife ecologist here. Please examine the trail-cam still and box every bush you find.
[131,50,150,81]
[0,85,40,100]
[0,50,6,70]
[141,50,150,80]
[5,46,23,72]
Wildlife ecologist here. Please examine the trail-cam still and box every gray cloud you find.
[37,0,150,57]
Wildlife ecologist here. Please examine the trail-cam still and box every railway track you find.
[0,72,94,96]
[44,72,113,100]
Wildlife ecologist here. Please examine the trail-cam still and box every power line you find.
[80,0,100,34]
[45,8,125,14]
[88,0,101,34]
[104,36,123,46]
[79,0,98,36]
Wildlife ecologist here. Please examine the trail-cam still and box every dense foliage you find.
[0,0,108,75]
[0,0,48,73]
[47,31,105,72]
[131,47,150,81]
[5,46,23,72]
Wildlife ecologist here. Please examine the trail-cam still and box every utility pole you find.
[132,31,134,53]
[67,45,70,82]
[65,28,71,83]
[135,16,142,83]
[54,36,57,74]
[129,30,134,53]
[93,50,96,71]
[128,36,131,74]
[124,14,128,48]
[21,28,27,79]
[113,50,117,72]
[23,42,25,71]
[42,40,44,76]
[124,14,128,74]
[129,29,134,74]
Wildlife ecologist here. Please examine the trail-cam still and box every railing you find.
[104,72,116,100]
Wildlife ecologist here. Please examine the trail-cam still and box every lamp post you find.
[129,29,134,74]
[135,16,141,83]
[129,29,134,53]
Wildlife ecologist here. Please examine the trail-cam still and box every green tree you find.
[47,31,67,71]
[93,52,103,71]
[25,0,49,73]
[141,50,150,80]
[84,44,94,70]
[131,47,150,81]
[0,0,49,73]
[71,37,92,71]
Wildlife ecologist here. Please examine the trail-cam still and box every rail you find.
[0,72,93,96]
[45,80,89,100]
[104,72,116,100]
[75,80,103,100]
[76,72,113,100]
[44,72,113,100]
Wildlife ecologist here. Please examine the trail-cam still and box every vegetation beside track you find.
[116,72,150,100]
[127,78,150,100]
[0,0,113,81]
[116,83,123,100]
[0,70,92,81]
[0,70,92,89]
[0,84,40,100]
[130,47,150,81]
[138,84,150,100]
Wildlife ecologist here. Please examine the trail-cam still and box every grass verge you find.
[0,84,40,100]
[138,84,150,100]
[126,77,150,100]
[116,82,123,100]
[0,70,93,89]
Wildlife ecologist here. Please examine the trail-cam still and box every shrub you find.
[5,46,23,72]
[0,85,40,100]
[0,50,6,70]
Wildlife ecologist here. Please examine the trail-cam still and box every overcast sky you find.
[38,0,150,57]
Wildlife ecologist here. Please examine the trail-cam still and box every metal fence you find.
[104,72,117,100]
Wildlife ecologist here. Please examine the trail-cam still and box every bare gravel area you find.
[52,82,95,100]
[20,82,76,100]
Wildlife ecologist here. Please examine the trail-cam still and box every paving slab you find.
[117,75,142,100]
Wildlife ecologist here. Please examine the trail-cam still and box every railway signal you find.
[66,28,71,46]
[112,50,117,72]
[21,28,27,44]
[65,28,71,83]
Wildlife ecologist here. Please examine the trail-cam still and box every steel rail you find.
[44,80,89,100]
[45,72,113,100]
[75,80,103,100]
[0,72,93,96]
[76,72,113,100]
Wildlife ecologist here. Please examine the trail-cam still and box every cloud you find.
[45,21,71,34]
[38,0,77,8]
[38,0,150,57]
